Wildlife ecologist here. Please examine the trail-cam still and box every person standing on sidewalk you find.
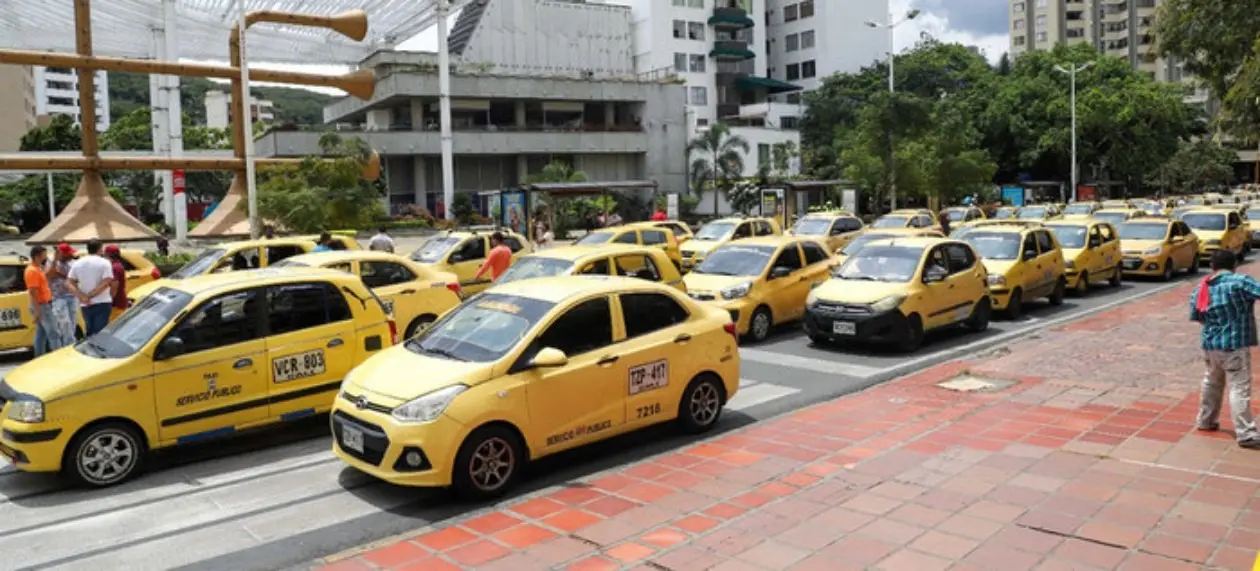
[104,245,128,322]
[45,243,78,350]
[68,239,116,337]
[1190,249,1260,449]
[25,246,56,357]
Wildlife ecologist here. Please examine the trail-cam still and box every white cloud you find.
[891,0,1010,63]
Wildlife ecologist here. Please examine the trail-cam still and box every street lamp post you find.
[1054,62,1093,203]
[865,9,919,212]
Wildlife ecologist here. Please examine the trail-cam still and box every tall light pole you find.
[865,9,919,212]
[1054,61,1093,203]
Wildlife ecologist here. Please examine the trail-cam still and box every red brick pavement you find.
[316,275,1260,571]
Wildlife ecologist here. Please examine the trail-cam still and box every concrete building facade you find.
[0,65,37,152]
[763,0,887,99]
[31,67,110,132]
[1008,0,1176,82]
[205,90,275,130]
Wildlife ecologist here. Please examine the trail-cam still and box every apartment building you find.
[205,90,276,130]
[763,0,887,100]
[32,66,110,132]
[0,65,37,152]
[1009,0,1176,82]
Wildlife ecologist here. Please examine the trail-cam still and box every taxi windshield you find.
[82,288,193,358]
[168,248,226,279]
[1118,223,1169,240]
[1247,209,1260,220]
[496,257,575,284]
[963,232,1021,260]
[993,209,1017,219]
[692,245,776,276]
[1047,225,1087,249]
[840,233,898,256]
[1063,204,1096,215]
[575,232,615,245]
[836,245,923,282]
[871,216,910,229]
[1183,213,1227,231]
[943,210,968,222]
[793,218,832,235]
[270,259,307,268]
[694,222,736,241]
[411,237,461,263]
[1092,213,1129,226]
[406,294,553,362]
[1017,207,1047,219]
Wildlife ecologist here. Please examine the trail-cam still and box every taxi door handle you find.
[400,289,417,295]
[233,358,252,369]
[674,333,692,343]
[597,355,620,366]
[327,338,344,348]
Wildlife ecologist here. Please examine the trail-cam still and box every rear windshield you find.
[1183,213,1227,231]
[871,216,910,229]
[411,237,460,264]
[1017,207,1047,219]
[692,245,777,277]
[575,232,614,245]
[793,218,832,235]
[169,248,226,279]
[1063,204,1096,215]
[406,293,554,362]
[963,232,1021,260]
[1118,223,1169,241]
[1047,225,1087,249]
[81,288,193,358]
[496,257,576,284]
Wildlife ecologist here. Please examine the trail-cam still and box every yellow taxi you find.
[681,236,833,342]
[788,211,865,252]
[990,206,1020,220]
[1117,218,1200,280]
[0,255,73,352]
[408,229,534,295]
[835,228,944,265]
[803,237,991,351]
[637,220,694,245]
[1091,208,1146,228]
[1044,220,1124,294]
[1181,209,1249,264]
[958,222,1067,317]
[941,206,987,227]
[870,209,944,233]
[127,236,357,303]
[679,216,782,271]
[331,276,740,498]
[0,267,396,487]
[1061,202,1103,219]
[575,224,683,268]
[1015,204,1062,221]
[1138,199,1174,217]
[496,245,685,292]
[273,251,462,339]
[1170,205,1198,221]
[1244,204,1260,246]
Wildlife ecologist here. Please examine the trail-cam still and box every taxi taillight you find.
[150,267,161,280]
[388,319,398,345]
[723,322,737,339]
[446,282,462,298]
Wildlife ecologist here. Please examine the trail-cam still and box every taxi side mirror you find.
[530,347,568,369]
[924,266,949,283]
[769,266,792,280]
[156,336,186,360]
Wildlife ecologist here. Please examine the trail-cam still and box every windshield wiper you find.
[418,345,467,362]
[841,275,880,281]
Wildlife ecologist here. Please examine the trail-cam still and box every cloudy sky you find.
[897,0,1010,62]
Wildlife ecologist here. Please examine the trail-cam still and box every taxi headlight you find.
[987,274,1006,287]
[1143,247,1163,256]
[7,398,44,423]
[391,385,468,424]
[869,294,906,313]
[721,282,753,300]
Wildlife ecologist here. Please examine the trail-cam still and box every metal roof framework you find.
[0,0,469,64]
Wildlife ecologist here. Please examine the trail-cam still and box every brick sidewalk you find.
[316,276,1260,571]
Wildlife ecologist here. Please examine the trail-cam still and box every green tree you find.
[686,123,749,216]
[770,141,799,180]
[913,100,999,202]
[1154,0,1260,111]
[524,160,589,184]
[1150,139,1239,193]
[252,133,385,233]
[20,115,81,152]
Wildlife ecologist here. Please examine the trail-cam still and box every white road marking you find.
[727,379,800,412]
[740,347,883,378]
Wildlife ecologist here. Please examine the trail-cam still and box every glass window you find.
[693,245,775,277]
[217,247,260,272]
[1047,225,1087,249]
[171,289,263,354]
[673,20,686,39]
[620,293,690,339]
[117,256,138,271]
[758,143,771,167]
[534,297,613,357]
[576,231,615,245]
[674,52,688,73]
[802,60,816,78]
[579,258,610,275]
[0,265,23,294]
[91,288,193,358]
[688,0,703,6]
[1036,31,1048,42]
[502,236,526,252]
[963,232,1021,260]
[786,64,801,81]
[688,22,705,41]
[731,223,753,239]
[800,30,816,49]
[785,34,800,52]
[410,294,554,362]
[690,86,708,106]
[360,261,416,288]
[1183,213,1226,231]
[773,244,803,271]
[689,54,706,73]
[663,223,689,237]
[944,244,976,274]
[498,257,575,284]
[1035,15,1047,26]
[784,3,798,21]
[836,245,924,282]
[1014,19,1025,30]
[801,241,829,265]
[453,237,486,261]
[411,237,461,264]
[1014,2,1025,12]
[267,283,339,336]
[325,283,353,322]
[614,231,640,244]
[755,221,774,235]
[266,245,305,265]
[672,0,686,5]
[799,0,814,18]
[641,230,668,245]
[1099,224,1116,242]
[912,215,932,228]
[614,255,663,281]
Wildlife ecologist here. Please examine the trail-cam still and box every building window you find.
[1014,19,1025,30]
[689,86,708,106]
[786,63,800,80]
[785,33,799,52]
[1036,31,1048,42]
[786,93,802,104]
[688,0,704,7]
[758,144,771,168]
[673,20,686,39]
[784,4,798,22]
[1013,2,1025,12]
[801,60,816,78]
[1037,0,1047,6]
[688,22,705,41]
[1066,28,1085,38]
[800,30,816,49]
[1035,15,1047,27]
[781,116,799,129]
[696,118,709,127]
[674,52,688,73]
[1014,35,1027,46]
[689,54,707,73]
[799,0,814,18]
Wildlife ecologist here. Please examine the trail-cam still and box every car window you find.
[267,245,305,264]
[502,236,525,253]
[773,244,803,271]
[171,289,263,354]
[614,255,663,282]
[533,296,613,357]
[914,215,933,228]
[224,247,261,271]
[944,244,975,274]
[0,265,24,294]
[454,237,486,261]
[801,241,829,265]
[614,231,640,245]
[620,293,690,339]
[1035,231,1054,253]
[329,237,353,251]
[579,258,610,275]
[756,221,773,235]
[1099,224,1116,242]
[327,262,353,274]
[117,257,138,271]
[733,223,753,239]
[641,230,668,245]
[1230,213,1242,228]
[360,261,416,288]
[926,246,949,273]
[267,282,345,336]
[325,283,353,321]
[1022,235,1039,257]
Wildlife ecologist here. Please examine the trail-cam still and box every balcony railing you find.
[266,122,646,135]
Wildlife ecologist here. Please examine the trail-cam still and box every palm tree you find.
[687,123,750,216]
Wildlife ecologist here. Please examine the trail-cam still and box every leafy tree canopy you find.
[252,133,385,233]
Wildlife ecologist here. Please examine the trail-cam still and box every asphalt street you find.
[0,268,1202,571]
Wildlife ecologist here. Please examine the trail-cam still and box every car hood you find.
[342,345,496,407]
[1121,239,1164,253]
[681,240,721,255]
[128,279,172,301]
[2,347,128,402]
[981,259,1019,276]
[813,279,905,305]
[1061,248,1084,261]
[1192,229,1225,241]
[682,273,748,294]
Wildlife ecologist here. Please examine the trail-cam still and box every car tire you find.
[1110,266,1124,285]
[747,306,773,343]
[966,298,991,332]
[1049,278,1066,306]
[451,425,525,500]
[677,375,726,434]
[807,333,830,346]
[404,314,438,340]
[1074,271,1089,296]
[63,421,146,488]
[1188,259,1200,274]
[1162,259,1175,282]
[1005,288,1024,319]
[898,314,924,352]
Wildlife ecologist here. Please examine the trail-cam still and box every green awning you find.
[735,76,802,94]
[708,13,756,28]
[710,47,756,60]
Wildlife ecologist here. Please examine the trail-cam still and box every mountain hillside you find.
[108,72,333,126]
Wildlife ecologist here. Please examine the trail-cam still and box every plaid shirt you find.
[1190,271,1260,351]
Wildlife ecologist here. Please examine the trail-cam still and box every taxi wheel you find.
[1162,259,1175,282]
[966,299,991,332]
[1110,266,1124,285]
[897,314,924,352]
[747,306,773,343]
[1005,289,1024,319]
[63,422,146,488]
[404,315,438,339]
[1187,260,1200,275]
[677,375,726,434]
[1049,278,1066,306]
[1074,272,1090,296]
[452,425,524,500]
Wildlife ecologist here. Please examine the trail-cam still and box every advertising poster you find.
[666,193,679,220]
[1001,186,1025,207]
[1077,185,1097,202]
[500,189,527,236]
[841,189,858,214]
[760,188,785,226]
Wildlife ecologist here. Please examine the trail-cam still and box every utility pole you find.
[1054,62,1094,202]
[865,9,919,212]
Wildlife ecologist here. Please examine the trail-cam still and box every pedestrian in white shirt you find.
[68,239,116,337]
[368,227,395,253]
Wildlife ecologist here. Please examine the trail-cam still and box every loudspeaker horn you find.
[328,10,370,42]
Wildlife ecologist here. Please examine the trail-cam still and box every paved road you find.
[0,269,1200,571]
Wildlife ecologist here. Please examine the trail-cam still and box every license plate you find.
[1123,259,1140,269]
[832,321,856,335]
[0,308,20,329]
[272,349,327,383]
[628,359,669,395]
[341,425,364,453]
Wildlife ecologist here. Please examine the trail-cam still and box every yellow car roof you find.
[1094,208,1140,214]
[624,220,686,228]
[280,250,414,265]
[158,267,356,297]
[862,228,942,237]
[710,216,775,224]
[863,236,954,249]
[724,235,805,248]
[1121,218,1172,226]
[488,275,673,304]
[888,209,934,216]
[531,244,661,261]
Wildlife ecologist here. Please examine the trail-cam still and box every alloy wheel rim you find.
[469,437,514,491]
[78,430,136,484]
[690,383,721,425]
[753,312,770,339]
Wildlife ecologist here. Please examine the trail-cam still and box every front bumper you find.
[1121,256,1165,276]
[687,294,752,334]
[802,303,909,344]
[330,399,467,488]
[987,286,1014,310]
[0,420,68,472]
[1063,269,1082,289]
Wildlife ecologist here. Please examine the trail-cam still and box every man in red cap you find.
[44,242,79,349]
[104,245,128,322]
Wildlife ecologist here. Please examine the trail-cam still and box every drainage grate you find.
[937,375,1016,393]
